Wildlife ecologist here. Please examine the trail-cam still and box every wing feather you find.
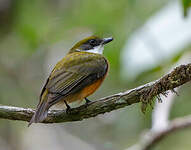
[40,52,108,106]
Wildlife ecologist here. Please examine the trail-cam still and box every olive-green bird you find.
[28,35,113,126]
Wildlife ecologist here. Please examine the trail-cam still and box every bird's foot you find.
[64,100,71,114]
[85,97,91,105]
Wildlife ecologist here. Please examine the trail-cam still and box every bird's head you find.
[69,36,113,54]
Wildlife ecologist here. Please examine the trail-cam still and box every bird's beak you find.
[102,37,113,45]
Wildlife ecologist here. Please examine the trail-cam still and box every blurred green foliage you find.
[182,0,191,17]
[0,0,191,150]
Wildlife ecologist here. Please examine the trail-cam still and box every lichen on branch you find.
[0,64,191,124]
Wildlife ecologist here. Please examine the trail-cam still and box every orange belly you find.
[64,75,106,103]
[80,77,105,99]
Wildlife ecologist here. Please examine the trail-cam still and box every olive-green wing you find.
[41,52,108,106]
[47,70,87,95]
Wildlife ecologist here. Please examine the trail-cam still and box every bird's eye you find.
[89,39,97,45]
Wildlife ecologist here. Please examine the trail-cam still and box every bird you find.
[28,35,113,126]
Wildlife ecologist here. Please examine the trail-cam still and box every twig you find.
[152,88,178,132]
[0,64,191,124]
[126,115,191,150]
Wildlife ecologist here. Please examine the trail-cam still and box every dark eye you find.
[89,39,97,46]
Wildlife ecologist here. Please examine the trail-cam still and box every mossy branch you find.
[0,64,191,124]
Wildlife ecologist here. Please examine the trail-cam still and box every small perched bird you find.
[29,35,113,126]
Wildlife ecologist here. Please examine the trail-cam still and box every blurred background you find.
[0,0,191,150]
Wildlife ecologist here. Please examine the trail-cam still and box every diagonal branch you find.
[126,115,191,150]
[0,64,191,124]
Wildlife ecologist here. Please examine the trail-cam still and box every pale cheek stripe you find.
[76,46,104,54]
[86,46,104,54]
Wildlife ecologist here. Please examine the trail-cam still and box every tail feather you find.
[28,101,49,127]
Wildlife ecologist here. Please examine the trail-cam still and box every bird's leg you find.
[85,97,91,104]
[64,100,71,114]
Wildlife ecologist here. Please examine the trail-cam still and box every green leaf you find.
[182,0,191,17]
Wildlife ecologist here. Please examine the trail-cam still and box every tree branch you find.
[0,64,191,124]
[126,115,191,150]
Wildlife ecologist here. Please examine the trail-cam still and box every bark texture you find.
[0,64,190,124]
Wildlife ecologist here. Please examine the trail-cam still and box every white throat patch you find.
[86,45,104,54]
